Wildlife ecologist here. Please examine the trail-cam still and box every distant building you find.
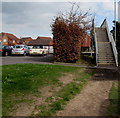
[81,34,91,52]
[19,37,33,45]
[118,1,120,21]
[28,37,53,53]
[0,32,19,46]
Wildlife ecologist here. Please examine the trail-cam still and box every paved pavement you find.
[1,54,54,65]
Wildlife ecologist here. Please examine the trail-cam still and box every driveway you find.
[1,54,54,65]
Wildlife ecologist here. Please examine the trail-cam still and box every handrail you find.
[101,19,118,67]
[100,18,106,28]
[110,32,118,67]
[94,28,98,66]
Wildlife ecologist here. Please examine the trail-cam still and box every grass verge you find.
[2,63,94,116]
[107,82,120,117]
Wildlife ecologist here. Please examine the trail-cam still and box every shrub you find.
[51,3,91,63]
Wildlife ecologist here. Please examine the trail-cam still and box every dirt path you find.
[56,69,119,116]
[56,80,112,116]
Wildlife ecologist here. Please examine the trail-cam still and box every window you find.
[3,46,9,49]
[25,41,29,44]
[3,39,7,43]
[24,46,28,49]
[15,46,23,48]
[33,46,43,49]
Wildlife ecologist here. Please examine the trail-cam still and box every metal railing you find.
[101,19,118,67]
[94,28,99,66]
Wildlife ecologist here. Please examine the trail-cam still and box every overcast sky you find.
[1,0,119,39]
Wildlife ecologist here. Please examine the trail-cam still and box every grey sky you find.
[2,2,71,38]
[1,1,116,39]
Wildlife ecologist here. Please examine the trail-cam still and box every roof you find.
[0,33,2,41]
[37,37,52,40]
[19,37,33,43]
[14,44,28,46]
[1,32,19,41]
[28,36,53,46]
[0,32,19,45]
[81,35,91,47]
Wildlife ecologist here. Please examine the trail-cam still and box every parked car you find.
[0,45,12,56]
[0,44,2,56]
[12,45,29,56]
[29,45,48,55]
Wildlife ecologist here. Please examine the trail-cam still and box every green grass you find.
[2,64,94,116]
[107,82,120,116]
[2,64,80,116]
[2,64,79,93]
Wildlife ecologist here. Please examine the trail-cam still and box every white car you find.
[12,45,30,56]
[29,46,48,55]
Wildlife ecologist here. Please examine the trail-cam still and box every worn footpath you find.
[56,68,119,116]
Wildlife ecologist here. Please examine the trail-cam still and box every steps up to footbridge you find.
[94,19,118,67]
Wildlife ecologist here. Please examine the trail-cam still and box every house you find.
[81,34,91,52]
[19,37,33,45]
[81,34,95,56]
[28,36,53,53]
[0,32,19,46]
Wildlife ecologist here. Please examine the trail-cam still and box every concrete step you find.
[98,54,113,56]
[98,47,112,49]
[98,52,113,54]
[98,61,115,64]
[98,64,116,67]
[98,55,114,57]
[95,27,116,67]
[98,62,115,64]
[98,56,114,58]
[98,57,114,59]
[98,49,112,51]
[98,53,114,55]
[98,59,115,61]
[98,58,115,61]
[95,28,109,42]
[98,46,112,48]
[98,43,110,45]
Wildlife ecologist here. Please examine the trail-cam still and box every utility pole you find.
[118,1,120,21]
[114,0,117,45]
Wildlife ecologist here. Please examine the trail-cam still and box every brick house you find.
[81,34,91,52]
[81,34,95,56]
[19,37,33,45]
[0,32,19,46]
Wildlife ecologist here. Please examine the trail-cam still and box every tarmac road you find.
[1,54,54,65]
[1,54,120,73]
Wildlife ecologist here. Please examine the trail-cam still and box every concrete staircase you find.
[95,28,116,66]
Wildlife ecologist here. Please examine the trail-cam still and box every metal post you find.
[114,0,116,45]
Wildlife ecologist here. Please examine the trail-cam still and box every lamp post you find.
[114,0,117,45]
[118,1,120,21]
